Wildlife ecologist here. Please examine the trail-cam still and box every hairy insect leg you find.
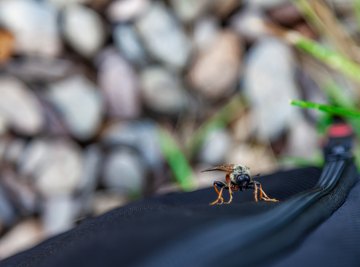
[224,182,233,204]
[253,182,259,202]
[210,181,227,205]
[257,182,278,202]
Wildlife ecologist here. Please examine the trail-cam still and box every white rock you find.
[170,0,210,23]
[93,191,127,215]
[107,0,150,22]
[246,0,288,9]
[140,67,188,114]
[43,196,77,236]
[98,48,140,119]
[244,37,300,141]
[0,0,60,57]
[48,75,104,140]
[189,31,242,99]
[199,129,232,165]
[136,3,191,69]
[0,219,43,260]
[231,9,268,41]
[19,139,49,177]
[226,144,278,175]
[103,150,145,194]
[0,77,43,135]
[193,17,220,51]
[47,0,91,8]
[31,140,83,196]
[63,4,105,57]
[113,24,147,65]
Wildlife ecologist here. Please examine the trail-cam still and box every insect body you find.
[203,164,278,205]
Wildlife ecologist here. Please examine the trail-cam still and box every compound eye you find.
[236,174,250,184]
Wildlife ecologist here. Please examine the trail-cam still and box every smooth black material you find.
[1,165,358,267]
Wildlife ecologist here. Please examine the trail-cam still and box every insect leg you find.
[257,182,278,202]
[224,182,233,204]
[210,181,227,205]
[253,182,259,202]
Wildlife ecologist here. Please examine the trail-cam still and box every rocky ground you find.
[0,0,356,260]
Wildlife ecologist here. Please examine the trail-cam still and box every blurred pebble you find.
[140,67,188,115]
[246,0,288,9]
[193,17,220,51]
[231,9,268,42]
[227,144,278,174]
[43,196,77,236]
[0,185,16,226]
[77,145,102,213]
[198,129,232,165]
[4,139,26,164]
[63,4,105,58]
[93,191,127,215]
[136,3,191,69]
[0,0,60,57]
[244,37,299,141]
[19,139,49,178]
[0,219,43,260]
[211,0,240,17]
[48,75,104,140]
[2,171,37,216]
[267,2,302,26]
[232,112,253,142]
[5,58,74,83]
[102,121,163,172]
[103,149,145,195]
[32,140,83,197]
[0,77,43,135]
[170,0,210,23]
[113,24,147,65]
[287,117,319,158]
[48,0,91,8]
[97,48,141,119]
[189,31,242,99]
[0,29,14,64]
[107,0,150,22]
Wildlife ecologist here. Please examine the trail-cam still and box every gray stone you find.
[192,17,220,51]
[25,140,83,197]
[48,75,104,140]
[103,149,145,195]
[0,185,16,226]
[113,24,147,65]
[93,191,127,215]
[136,3,191,69]
[63,4,105,57]
[243,37,300,141]
[77,145,102,213]
[48,0,91,8]
[102,121,163,170]
[140,67,188,114]
[97,48,141,119]
[42,196,77,236]
[170,0,210,23]
[107,0,150,22]
[231,9,268,42]
[189,31,242,99]
[0,77,43,135]
[0,0,60,57]
[5,58,74,83]
[0,219,43,260]
[198,129,232,165]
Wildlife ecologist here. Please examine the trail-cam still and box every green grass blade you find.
[293,36,360,84]
[291,99,360,118]
[158,128,195,191]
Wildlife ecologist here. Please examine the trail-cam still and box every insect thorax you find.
[230,165,251,182]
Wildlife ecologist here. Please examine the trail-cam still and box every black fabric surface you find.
[3,166,355,267]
